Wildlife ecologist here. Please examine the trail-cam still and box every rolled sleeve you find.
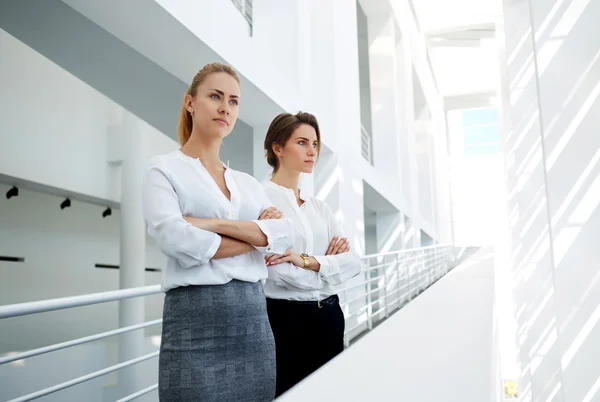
[268,262,323,291]
[314,251,362,286]
[143,162,222,267]
[314,202,363,285]
[253,217,295,255]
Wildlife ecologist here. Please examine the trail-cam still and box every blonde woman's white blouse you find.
[262,181,362,301]
[142,150,295,292]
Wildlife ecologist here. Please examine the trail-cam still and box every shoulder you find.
[229,169,264,190]
[307,197,334,217]
[146,150,180,171]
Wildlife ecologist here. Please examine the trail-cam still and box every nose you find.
[218,100,230,115]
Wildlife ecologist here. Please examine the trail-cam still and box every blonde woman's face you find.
[187,72,241,138]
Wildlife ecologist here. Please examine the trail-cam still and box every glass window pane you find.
[461,107,500,126]
[463,124,501,145]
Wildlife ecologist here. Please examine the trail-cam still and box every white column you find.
[118,113,147,394]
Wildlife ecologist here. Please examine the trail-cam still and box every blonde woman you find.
[143,63,294,401]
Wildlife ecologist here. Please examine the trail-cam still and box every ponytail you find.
[177,91,193,146]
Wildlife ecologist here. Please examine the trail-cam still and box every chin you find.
[300,166,314,174]
[213,128,232,139]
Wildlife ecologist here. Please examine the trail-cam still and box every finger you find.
[334,238,348,254]
[266,254,281,265]
[326,236,338,255]
[270,255,292,265]
[332,238,344,255]
[260,207,277,219]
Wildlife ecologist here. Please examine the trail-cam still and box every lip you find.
[305,160,315,165]
[214,119,228,126]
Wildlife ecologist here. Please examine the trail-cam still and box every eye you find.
[230,99,239,106]
[313,143,318,149]
[210,93,220,100]
[298,140,306,146]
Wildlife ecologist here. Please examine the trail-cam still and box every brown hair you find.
[178,62,241,145]
[264,112,321,173]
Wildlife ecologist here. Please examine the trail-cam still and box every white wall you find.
[0,28,180,202]
[0,183,163,401]
[501,0,600,400]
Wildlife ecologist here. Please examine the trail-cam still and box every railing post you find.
[383,259,389,318]
[366,259,373,331]
[421,249,426,292]
[407,252,413,302]
[396,253,401,310]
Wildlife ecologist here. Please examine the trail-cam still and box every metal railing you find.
[230,0,253,28]
[342,244,454,346]
[360,124,374,165]
[0,245,456,401]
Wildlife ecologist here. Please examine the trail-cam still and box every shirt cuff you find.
[203,234,222,262]
[252,219,293,255]
[314,255,334,278]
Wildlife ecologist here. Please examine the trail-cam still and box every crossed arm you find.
[184,207,284,259]
[264,236,350,271]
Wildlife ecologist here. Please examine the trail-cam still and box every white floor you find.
[278,247,500,402]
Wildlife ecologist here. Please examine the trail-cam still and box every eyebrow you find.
[296,137,318,142]
[210,89,239,98]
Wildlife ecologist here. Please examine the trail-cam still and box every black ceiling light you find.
[102,207,112,218]
[5,186,18,199]
[60,198,71,210]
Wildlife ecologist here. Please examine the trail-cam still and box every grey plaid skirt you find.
[158,280,276,401]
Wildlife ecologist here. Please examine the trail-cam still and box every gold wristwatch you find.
[301,253,310,269]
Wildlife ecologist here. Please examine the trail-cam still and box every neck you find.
[271,168,301,193]
[181,129,223,170]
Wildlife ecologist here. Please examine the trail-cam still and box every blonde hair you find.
[178,62,241,145]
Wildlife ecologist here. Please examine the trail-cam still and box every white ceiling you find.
[413,0,503,35]
[412,0,504,104]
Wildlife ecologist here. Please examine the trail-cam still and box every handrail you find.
[0,319,162,365]
[7,351,159,402]
[115,384,159,402]
[0,285,161,319]
[0,244,458,402]
[362,243,451,259]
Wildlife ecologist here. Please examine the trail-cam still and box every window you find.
[449,107,502,157]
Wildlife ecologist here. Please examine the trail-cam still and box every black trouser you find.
[266,295,345,397]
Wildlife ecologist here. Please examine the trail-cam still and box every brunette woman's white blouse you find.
[262,181,363,301]
[142,150,295,292]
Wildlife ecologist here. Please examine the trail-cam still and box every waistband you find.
[266,294,339,309]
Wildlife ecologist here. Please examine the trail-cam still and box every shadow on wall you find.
[503,0,600,401]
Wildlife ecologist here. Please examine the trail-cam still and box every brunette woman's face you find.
[275,124,319,174]
[186,72,240,139]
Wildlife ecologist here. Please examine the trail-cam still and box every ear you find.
[272,142,283,157]
[184,93,194,113]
